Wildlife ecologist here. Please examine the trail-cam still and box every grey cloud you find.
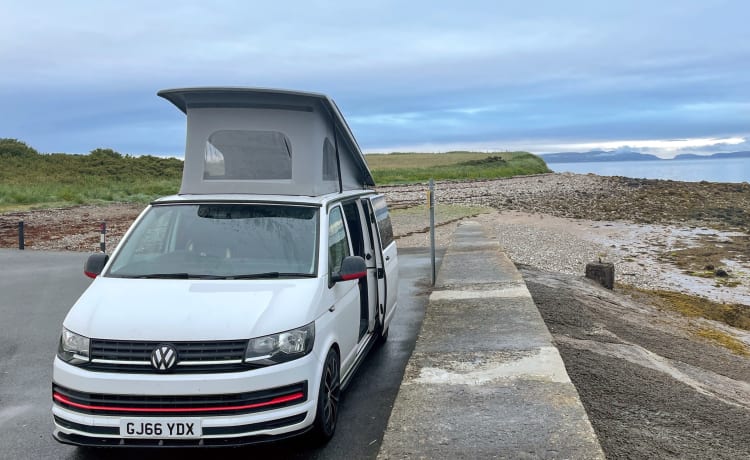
[1,1,749,156]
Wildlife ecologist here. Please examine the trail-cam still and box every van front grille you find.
[84,339,251,373]
[53,382,308,416]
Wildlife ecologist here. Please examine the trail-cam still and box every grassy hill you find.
[0,139,182,210]
[365,151,550,184]
[0,139,550,211]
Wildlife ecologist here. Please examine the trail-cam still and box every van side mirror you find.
[331,256,367,284]
[84,253,109,279]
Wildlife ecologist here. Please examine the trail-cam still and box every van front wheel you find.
[310,348,340,443]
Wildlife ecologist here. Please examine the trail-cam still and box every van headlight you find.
[245,323,315,366]
[58,328,90,365]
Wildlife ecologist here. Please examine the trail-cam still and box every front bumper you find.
[52,354,320,447]
[53,413,311,447]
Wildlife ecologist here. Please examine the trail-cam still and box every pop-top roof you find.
[158,87,375,196]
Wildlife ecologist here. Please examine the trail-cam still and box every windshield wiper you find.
[228,272,280,279]
[132,272,313,280]
[136,273,226,279]
[228,272,314,279]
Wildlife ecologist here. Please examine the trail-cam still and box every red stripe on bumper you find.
[53,391,305,414]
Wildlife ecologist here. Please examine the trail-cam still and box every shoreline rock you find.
[3,173,749,307]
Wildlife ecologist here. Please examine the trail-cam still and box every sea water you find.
[549,157,750,183]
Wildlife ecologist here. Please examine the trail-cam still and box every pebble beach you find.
[384,173,750,306]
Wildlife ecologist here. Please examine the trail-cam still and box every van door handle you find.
[329,305,336,312]
[385,256,390,261]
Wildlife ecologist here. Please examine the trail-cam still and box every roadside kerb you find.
[378,220,605,459]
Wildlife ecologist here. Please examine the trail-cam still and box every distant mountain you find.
[674,151,750,160]
[671,153,702,159]
[540,150,661,163]
[542,150,750,163]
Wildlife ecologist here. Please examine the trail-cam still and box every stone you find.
[585,261,615,289]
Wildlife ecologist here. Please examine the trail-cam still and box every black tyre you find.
[310,348,340,443]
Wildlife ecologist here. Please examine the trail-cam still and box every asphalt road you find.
[0,247,438,460]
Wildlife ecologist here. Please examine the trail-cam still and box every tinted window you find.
[323,137,339,181]
[343,201,364,257]
[204,130,292,180]
[371,196,394,247]
[328,206,350,276]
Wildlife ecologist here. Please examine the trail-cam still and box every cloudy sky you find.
[1,0,749,158]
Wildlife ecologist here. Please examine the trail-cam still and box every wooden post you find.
[18,221,24,250]
[100,221,106,253]
[585,261,614,289]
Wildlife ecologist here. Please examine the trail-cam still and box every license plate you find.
[120,418,202,439]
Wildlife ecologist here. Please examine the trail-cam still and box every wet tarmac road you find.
[0,247,439,459]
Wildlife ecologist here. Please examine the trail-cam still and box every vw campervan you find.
[52,88,398,446]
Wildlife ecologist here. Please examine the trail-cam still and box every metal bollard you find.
[429,179,436,286]
[18,221,24,250]
[100,222,106,253]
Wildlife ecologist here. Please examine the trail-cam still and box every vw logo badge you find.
[151,344,178,371]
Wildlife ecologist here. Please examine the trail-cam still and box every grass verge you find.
[390,204,493,239]
[0,142,183,210]
[366,151,550,184]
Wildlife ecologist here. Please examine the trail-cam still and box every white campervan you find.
[52,88,398,447]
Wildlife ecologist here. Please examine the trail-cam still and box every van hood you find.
[63,277,324,341]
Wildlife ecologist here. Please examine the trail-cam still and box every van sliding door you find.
[365,196,398,330]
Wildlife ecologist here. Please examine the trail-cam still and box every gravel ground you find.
[2,173,749,458]
[0,203,143,252]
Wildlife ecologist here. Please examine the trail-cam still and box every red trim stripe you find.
[53,392,304,413]
[340,271,366,281]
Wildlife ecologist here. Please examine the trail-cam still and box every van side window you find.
[371,196,394,247]
[322,137,339,182]
[204,130,292,180]
[328,206,350,276]
[342,201,364,257]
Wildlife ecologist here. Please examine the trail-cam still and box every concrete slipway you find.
[378,221,605,459]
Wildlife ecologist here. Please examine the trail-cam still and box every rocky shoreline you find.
[380,172,750,230]
[3,173,750,307]
[385,173,750,305]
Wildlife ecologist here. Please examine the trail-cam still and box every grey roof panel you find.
[158,87,375,195]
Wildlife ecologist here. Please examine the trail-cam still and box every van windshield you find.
[107,203,319,279]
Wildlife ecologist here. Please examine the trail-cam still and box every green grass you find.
[366,151,550,184]
[0,140,183,209]
[391,204,492,221]
[390,204,493,232]
[0,139,551,210]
